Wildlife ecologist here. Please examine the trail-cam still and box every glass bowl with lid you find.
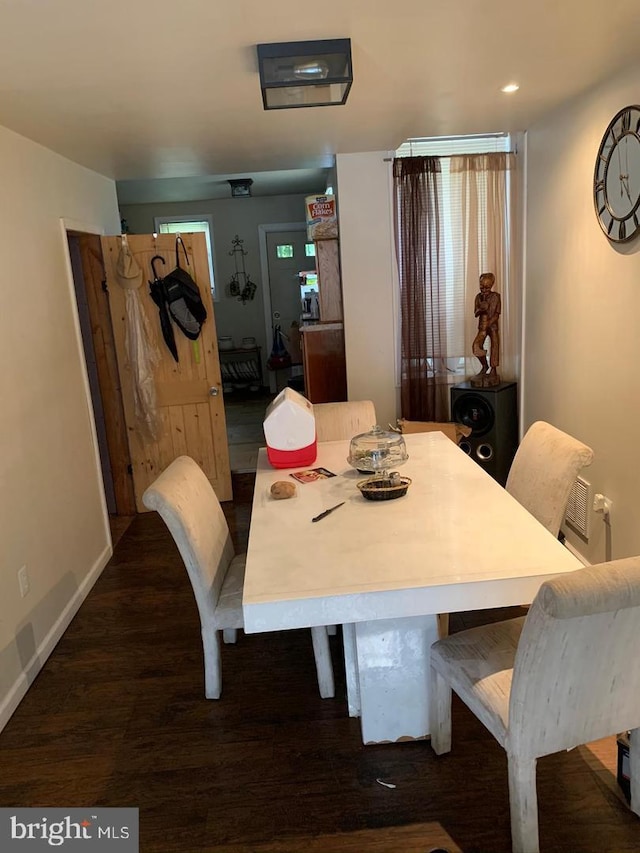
[347,425,409,474]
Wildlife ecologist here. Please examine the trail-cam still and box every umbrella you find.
[148,254,179,362]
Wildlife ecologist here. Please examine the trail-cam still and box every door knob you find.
[209,386,219,397]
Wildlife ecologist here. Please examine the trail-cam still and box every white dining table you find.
[242,431,582,744]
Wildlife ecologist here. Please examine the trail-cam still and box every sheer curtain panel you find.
[450,152,518,380]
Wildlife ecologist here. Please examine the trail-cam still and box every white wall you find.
[525,61,640,564]
[0,125,120,728]
[336,152,398,427]
[120,195,311,381]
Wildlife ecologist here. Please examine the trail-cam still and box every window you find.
[305,243,316,257]
[154,215,217,299]
[395,134,513,375]
[276,244,294,258]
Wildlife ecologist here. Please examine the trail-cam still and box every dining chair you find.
[505,421,594,537]
[429,556,640,853]
[142,455,335,700]
[313,400,377,442]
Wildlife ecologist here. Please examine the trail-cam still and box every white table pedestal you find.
[343,615,440,743]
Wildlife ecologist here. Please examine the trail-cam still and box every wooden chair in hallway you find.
[142,455,335,699]
[429,556,640,853]
[505,420,594,537]
[313,400,377,442]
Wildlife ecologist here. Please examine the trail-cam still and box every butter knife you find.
[312,502,345,523]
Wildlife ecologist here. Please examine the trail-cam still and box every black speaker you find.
[450,381,518,485]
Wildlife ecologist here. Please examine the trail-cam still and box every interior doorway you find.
[67,234,117,513]
[62,224,136,520]
[258,222,315,394]
[64,226,234,512]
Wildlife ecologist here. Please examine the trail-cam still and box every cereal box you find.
[305,194,338,241]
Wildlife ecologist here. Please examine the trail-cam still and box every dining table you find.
[242,431,582,745]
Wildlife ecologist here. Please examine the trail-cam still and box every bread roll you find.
[270,481,296,500]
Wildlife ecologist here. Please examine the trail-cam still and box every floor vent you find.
[565,475,591,538]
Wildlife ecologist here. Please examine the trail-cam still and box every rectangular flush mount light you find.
[257,38,352,110]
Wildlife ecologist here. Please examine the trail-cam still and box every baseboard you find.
[0,542,112,733]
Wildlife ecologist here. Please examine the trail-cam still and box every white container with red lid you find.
[263,388,317,469]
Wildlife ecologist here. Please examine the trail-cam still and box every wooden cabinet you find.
[315,239,343,323]
[300,239,347,403]
[300,324,347,403]
[299,237,347,403]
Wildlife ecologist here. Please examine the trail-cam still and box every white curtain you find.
[449,152,519,380]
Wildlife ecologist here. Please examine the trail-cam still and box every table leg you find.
[342,623,361,717]
[354,615,440,744]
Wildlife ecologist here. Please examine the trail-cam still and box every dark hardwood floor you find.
[0,473,637,852]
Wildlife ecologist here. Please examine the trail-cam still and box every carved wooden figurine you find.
[471,272,501,388]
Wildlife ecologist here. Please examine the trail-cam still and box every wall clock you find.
[594,105,640,242]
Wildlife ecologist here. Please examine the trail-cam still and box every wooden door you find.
[101,233,231,510]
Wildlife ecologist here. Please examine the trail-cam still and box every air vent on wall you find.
[565,475,591,538]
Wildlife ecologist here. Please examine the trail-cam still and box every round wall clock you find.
[594,105,640,242]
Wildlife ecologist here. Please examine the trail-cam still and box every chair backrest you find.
[313,400,377,442]
[505,421,594,536]
[509,556,640,757]
[142,456,235,630]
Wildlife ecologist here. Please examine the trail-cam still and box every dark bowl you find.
[357,476,412,502]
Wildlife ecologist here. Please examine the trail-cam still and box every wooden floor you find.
[0,473,637,852]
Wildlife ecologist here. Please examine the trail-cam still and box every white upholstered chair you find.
[430,557,640,853]
[142,455,335,700]
[505,421,594,537]
[313,400,377,443]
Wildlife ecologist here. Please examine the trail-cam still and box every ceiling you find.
[2,0,640,203]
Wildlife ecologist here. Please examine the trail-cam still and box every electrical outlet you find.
[593,494,613,519]
[18,565,30,598]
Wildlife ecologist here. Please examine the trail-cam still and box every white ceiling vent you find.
[565,476,591,538]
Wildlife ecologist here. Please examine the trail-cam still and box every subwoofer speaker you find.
[450,381,518,485]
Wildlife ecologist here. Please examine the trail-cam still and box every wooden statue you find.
[471,272,501,388]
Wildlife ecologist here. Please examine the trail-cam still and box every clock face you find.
[594,105,640,242]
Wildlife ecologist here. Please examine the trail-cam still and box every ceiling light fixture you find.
[256,39,353,110]
[229,179,253,198]
[501,83,520,94]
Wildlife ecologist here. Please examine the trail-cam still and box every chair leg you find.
[507,753,539,853]
[437,613,450,639]
[629,727,640,817]
[202,629,222,699]
[222,628,238,644]
[429,665,452,755]
[310,626,335,699]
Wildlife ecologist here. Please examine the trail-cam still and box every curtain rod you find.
[406,132,508,142]
[384,148,516,162]
[384,132,515,160]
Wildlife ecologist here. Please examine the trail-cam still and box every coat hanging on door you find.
[148,236,207,361]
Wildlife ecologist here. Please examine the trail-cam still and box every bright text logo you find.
[1,809,138,851]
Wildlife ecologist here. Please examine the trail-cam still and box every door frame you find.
[258,221,307,393]
[60,219,136,517]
